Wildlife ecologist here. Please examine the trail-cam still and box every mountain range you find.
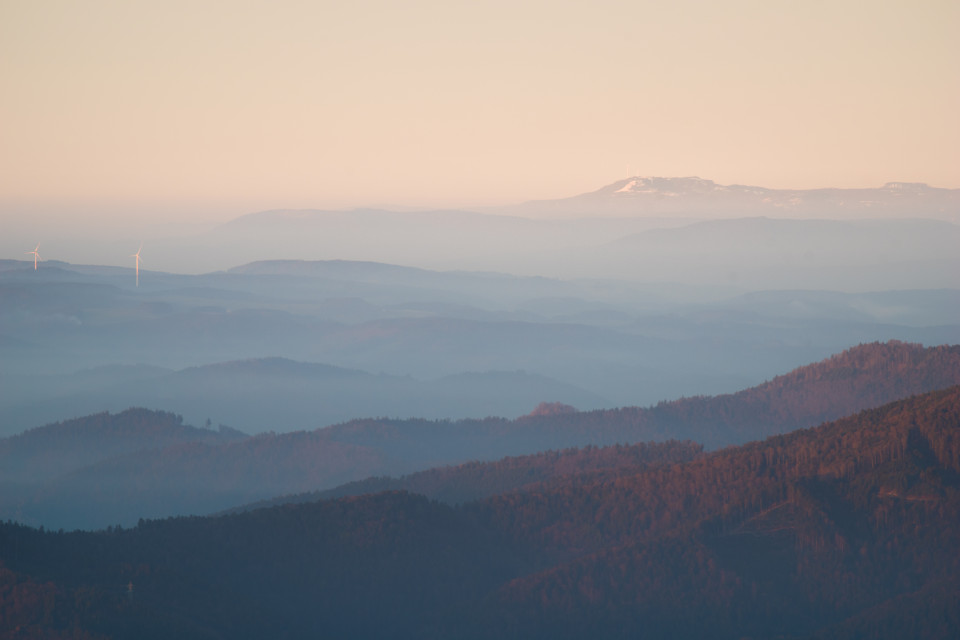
[505,176,960,221]
[5,176,957,279]
[182,205,960,284]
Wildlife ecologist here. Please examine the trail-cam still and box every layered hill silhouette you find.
[2,383,958,639]
[1,341,959,531]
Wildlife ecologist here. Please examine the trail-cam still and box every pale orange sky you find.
[1,0,958,223]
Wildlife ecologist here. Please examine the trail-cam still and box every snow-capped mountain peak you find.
[506,177,958,220]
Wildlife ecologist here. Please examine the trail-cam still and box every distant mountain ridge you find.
[508,176,960,220]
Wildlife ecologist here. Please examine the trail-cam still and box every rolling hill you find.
[0,408,245,485]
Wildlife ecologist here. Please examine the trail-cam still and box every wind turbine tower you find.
[130,243,143,287]
[25,244,41,270]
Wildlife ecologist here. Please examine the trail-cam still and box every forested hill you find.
[1,385,959,639]
[0,408,246,484]
[228,439,705,512]
[463,384,960,639]
[646,338,960,444]
[319,340,960,451]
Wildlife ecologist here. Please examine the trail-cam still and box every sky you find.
[1,0,958,227]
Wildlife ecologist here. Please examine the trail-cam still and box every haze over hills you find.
[4,176,958,278]
[2,341,959,531]
[149,180,960,280]
[179,210,960,286]
[593,217,960,290]
[2,384,958,639]
[3,178,957,435]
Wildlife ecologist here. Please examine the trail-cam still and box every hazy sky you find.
[2,0,958,223]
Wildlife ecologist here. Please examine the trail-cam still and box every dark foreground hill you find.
[2,340,960,530]
[2,385,959,639]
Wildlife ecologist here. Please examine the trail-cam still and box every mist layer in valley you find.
[1,175,958,485]
[2,252,957,436]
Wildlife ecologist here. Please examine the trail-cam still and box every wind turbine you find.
[130,243,143,287]
[25,243,41,270]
